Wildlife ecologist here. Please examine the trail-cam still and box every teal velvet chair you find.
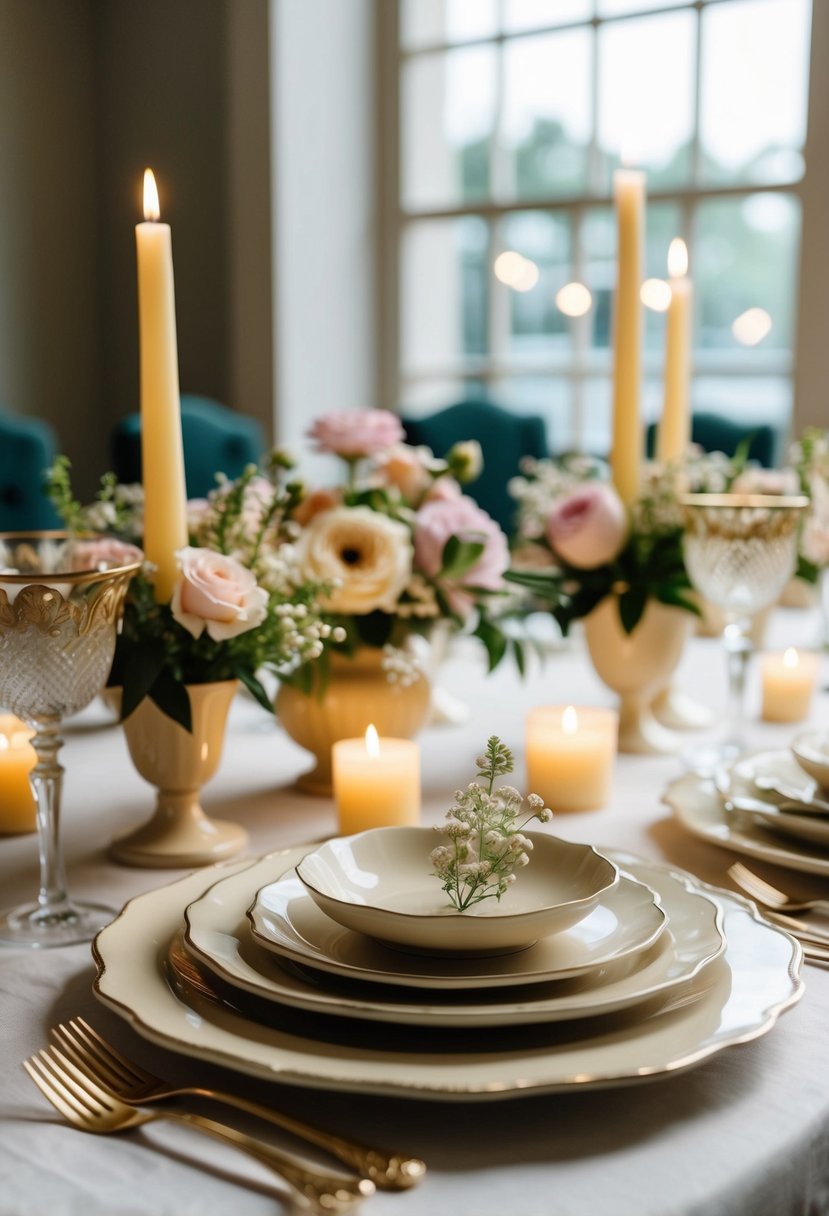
[111,395,264,498]
[0,409,61,531]
[646,412,779,467]
[401,400,548,534]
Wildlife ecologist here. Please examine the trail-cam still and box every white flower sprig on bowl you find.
[430,736,552,912]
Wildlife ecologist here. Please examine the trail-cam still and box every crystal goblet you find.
[680,493,808,772]
[0,533,141,947]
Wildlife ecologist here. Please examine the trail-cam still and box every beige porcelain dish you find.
[665,772,829,877]
[183,853,724,1028]
[249,869,665,988]
[93,850,803,1101]
[294,826,619,954]
[716,753,829,848]
[791,732,829,792]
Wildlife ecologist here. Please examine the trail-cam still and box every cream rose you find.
[295,506,412,614]
[171,546,268,641]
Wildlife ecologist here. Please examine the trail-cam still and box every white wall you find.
[270,0,376,468]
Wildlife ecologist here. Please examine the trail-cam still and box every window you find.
[384,0,812,457]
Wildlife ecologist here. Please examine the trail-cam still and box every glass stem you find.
[723,618,752,750]
[30,718,69,914]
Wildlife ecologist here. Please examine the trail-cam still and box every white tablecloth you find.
[2,610,829,1216]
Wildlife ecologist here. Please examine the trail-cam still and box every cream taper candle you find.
[657,238,692,464]
[610,166,646,505]
[136,168,188,603]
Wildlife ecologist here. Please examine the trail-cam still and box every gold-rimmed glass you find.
[680,493,808,771]
[0,533,141,948]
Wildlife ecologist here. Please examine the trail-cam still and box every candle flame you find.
[640,278,671,312]
[143,168,160,221]
[562,706,579,735]
[365,724,380,758]
[667,238,688,278]
[0,734,7,752]
[783,647,799,669]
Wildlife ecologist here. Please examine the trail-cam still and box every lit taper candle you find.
[657,238,692,465]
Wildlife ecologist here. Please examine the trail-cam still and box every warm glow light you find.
[783,647,799,670]
[143,168,160,222]
[556,281,592,317]
[641,278,672,312]
[667,238,688,278]
[494,250,539,292]
[732,307,772,346]
[562,706,579,735]
[365,724,380,758]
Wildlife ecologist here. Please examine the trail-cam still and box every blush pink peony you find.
[171,546,268,641]
[307,409,404,458]
[545,483,628,569]
[376,444,432,503]
[414,496,509,619]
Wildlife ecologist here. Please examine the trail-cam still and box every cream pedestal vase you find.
[110,680,246,868]
[584,598,694,755]
[276,649,431,795]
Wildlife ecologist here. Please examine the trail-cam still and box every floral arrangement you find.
[46,456,332,729]
[507,455,698,635]
[430,736,552,912]
[790,428,829,581]
[285,409,517,690]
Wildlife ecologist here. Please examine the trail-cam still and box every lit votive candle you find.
[526,705,618,813]
[332,725,420,835]
[761,648,820,723]
[0,714,37,834]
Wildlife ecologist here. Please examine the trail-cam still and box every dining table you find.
[2,605,828,1216]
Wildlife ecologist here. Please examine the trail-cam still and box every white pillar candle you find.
[761,648,820,723]
[136,168,188,603]
[0,714,36,834]
[333,725,421,835]
[526,705,618,813]
[610,167,646,506]
[657,238,693,465]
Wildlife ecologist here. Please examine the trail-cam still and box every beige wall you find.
[0,0,273,498]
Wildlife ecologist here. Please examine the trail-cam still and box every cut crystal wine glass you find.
[680,493,808,772]
[0,533,141,947]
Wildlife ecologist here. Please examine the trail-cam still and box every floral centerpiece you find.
[506,454,698,635]
[46,454,331,731]
[284,409,516,689]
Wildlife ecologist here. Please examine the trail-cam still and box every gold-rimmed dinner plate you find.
[244,868,666,990]
[181,853,724,1028]
[92,848,803,1101]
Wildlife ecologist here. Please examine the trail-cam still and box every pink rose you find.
[414,496,509,619]
[545,483,628,569]
[376,444,432,503]
[423,476,463,503]
[307,410,404,458]
[69,538,144,572]
[171,546,268,641]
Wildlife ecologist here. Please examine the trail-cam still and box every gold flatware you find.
[52,1014,424,1191]
[727,863,829,916]
[757,909,829,946]
[24,1044,374,1215]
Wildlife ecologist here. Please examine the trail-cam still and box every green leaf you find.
[511,637,526,678]
[618,587,647,635]
[439,534,485,580]
[149,671,193,732]
[473,617,508,673]
[797,554,820,586]
[120,641,166,722]
[236,668,274,714]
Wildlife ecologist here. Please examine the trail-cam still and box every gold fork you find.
[727,863,829,915]
[51,1015,424,1191]
[24,1044,374,1215]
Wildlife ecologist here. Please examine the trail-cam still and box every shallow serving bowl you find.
[791,732,829,792]
[293,826,619,954]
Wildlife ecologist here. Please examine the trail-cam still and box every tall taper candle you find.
[610,167,646,505]
[657,238,692,464]
[136,168,188,602]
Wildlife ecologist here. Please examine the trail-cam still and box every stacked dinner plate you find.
[665,731,829,880]
[93,828,803,1101]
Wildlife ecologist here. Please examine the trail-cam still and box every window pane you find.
[695,194,801,354]
[401,0,498,50]
[582,208,615,352]
[643,202,683,353]
[581,377,613,457]
[501,30,592,200]
[692,377,790,456]
[399,379,469,412]
[401,218,490,375]
[700,0,810,186]
[501,212,573,365]
[402,47,497,209]
[598,0,689,14]
[503,0,592,32]
[597,11,696,190]
[492,377,572,452]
